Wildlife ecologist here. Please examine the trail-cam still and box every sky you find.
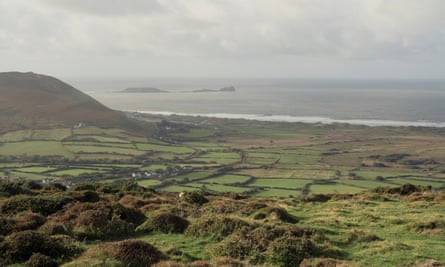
[0,0,444,79]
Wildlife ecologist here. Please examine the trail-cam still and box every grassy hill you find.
[0,180,444,267]
[0,72,146,133]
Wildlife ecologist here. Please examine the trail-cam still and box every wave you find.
[132,110,445,128]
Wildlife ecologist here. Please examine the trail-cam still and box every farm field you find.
[1,114,445,266]
[1,114,445,197]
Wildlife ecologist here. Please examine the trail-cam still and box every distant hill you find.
[0,72,146,133]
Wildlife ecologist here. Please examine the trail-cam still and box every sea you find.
[68,78,445,128]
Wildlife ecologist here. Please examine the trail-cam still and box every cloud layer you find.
[0,0,444,78]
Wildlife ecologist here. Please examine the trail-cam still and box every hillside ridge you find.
[0,72,146,133]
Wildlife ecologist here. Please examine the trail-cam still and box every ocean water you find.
[69,78,445,127]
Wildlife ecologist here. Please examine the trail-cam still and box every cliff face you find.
[0,72,145,132]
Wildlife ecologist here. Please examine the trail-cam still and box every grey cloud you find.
[0,0,444,78]
[41,0,165,16]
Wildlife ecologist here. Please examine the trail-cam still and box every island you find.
[118,87,169,93]
[192,86,236,93]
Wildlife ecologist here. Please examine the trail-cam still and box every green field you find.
[249,178,310,189]
[0,141,73,157]
[310,183,365,194]
[137,179,162,187]
[202,174,251,185]
[136,143,194,153]
[2,115,445,196]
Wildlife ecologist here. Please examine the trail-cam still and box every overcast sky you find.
[0,0,444,79]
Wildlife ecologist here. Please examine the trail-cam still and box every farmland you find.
[1,114,445,266]
[1,115,445,197]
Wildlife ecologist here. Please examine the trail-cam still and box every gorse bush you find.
[0,180,34,197]
[137,212,189,234]
[0,230,81,265]
[112,203,147,225]
[68,190,100,203]
[210,225,318,264]
[1,194,75,216]
[24,253,58,267]
[185,216,252,240]
[179,191,208,205]
[89,239,167,267]
[252,206,298,223]
[267,236,317,267]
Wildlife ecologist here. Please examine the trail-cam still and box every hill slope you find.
[0,72,145,133]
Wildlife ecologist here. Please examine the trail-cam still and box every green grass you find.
[238,126,316,138]
[68,135,131,143]
[249,178,310,189]
[49,168,106,176]
[136,143,194,153]
[165,171,212,182]
[309,183,365,194]
[32,128,72,140]
[338,179,393,189]
[189,183,250,193]
[292,196,445,266]
[138,233,216,261]
[137,179,162,187]
[14,166,58,173]
[254,188,301,197]
[0,129,33,142]
[73,126,129,138]
[171,128,216,138]
[278,152,321,165]
[141,164,169,172]
[202,174,251,185]
[64,145,144,155]
[182,141,224,150]
[160,184,202,192]
[0,141,73,157]
[194,152,241,164]
[9,171,49,180]
[75,153,133,161]
[387,177,445,188]
[62,141,135,148]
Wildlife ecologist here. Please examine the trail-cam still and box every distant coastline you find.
[132,111,445,128]
[117,85,236,93]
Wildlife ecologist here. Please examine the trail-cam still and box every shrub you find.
[24,253,58,267]
[370,183,431,196]
[119,195,150,208]
[15,212,46,231]
[39,222,70,236]
[210,225,316,264]
[68,190,100,203]
[252,207,298,223]
[91,239,167,267]
[0,230,81,264]
[112,203,147,225]
[137,212,189,234]
[0,180,34,197]
[179,191,208,205]
[1,194,74,216]
[267,236,317,267]
[69,183,98,191]
[185,216,252,240]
